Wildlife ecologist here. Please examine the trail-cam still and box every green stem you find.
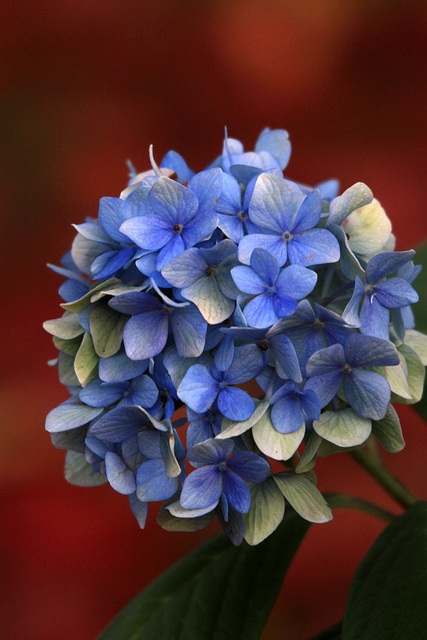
[349,448,418,509]
[326,493,395,523]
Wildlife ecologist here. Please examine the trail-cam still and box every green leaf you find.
[274,472,333,523]
[97,510,310,640]
[243,477,285,546]
[372,404,405,453]
[64,450,107,486]
[313,409,371,447]
[90,302,128,358]
[252,408,305,461]
[218,400,270,440]
[74,332,99,387]
[343,501,427,640]
[43,313,85,339]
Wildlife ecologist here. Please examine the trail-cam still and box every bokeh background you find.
[1,1,426,638]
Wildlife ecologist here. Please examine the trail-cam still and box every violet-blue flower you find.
[305,334,399,420]
[231,248,317,328]
[237,173,340,267]
[180,439,270,514]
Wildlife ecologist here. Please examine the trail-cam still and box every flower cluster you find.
[44,129,426,546]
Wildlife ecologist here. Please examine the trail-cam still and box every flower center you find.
[206,266,217,277]
[237,210,248,221]
[282,231,293,241]
[342,363,352,374]
[173,224,182,233]
[218,381,227,390]
[258,339,269,351]
[266,285,276,295]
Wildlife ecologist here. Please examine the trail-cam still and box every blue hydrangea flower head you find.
[44,128,426,545]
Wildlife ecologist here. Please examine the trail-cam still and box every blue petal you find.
[359,296,390,340]
[342,277,365,326]
[344,334,399,368]
[161,150,194,183]
[217,214,244,243]
[182,210,217,247]
[149,176,198,225]
[306,343,345,376]
[79,379,126,407]
[231,265,266,294]
[155,232,185,271]
[327,182,373,227]
[91,246,135,280]
[105,452,136,494]
[305,371,343,408]
[255,128,291,170]
[214,334,235,371]
[98,197,134,243]
[227,451,270,482]
[270,334,302,382]
[300,389,321,421]
[45,400,103,433]
[271,395,304,433]
[170,304,207,358]
[248,173,303,233]
[120,215,174,250]
[374,278,419,308]
[109,291,162,314]
[217,387,255,421]
[225,344,264,384]
[366,250,415,284]
[89,406,147,442]
[223,469,251,513]
[276,265,317,300]
[238,233,288,267]
[99,349,148,383]
[177,365,219,413]
[343,370,390,420]
[291,189,322,233]
[180,465,223,509]
[288,229,340,267]
[215,173,241,215]
[272,293,298,320]
[136,458,179,502]
[131,374,159,408]
[250,248,280,286]
[123,311,168,360]
[128,493,148,528]
[243,293,277,328]
[187,439,234,466]
[138,429,162,459]
[188,168,223,216]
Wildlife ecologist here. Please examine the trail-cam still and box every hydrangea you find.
[44,128,427,546]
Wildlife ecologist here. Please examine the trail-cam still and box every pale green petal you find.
[74,332,99,387]
[404,330,427,366]
[274,472,332,523]
[342,198,392,256]
[313,409,371,447]
[64,450,107,486]
[43,313,84,339]
[372,404,405,453]
[252,408,305,460]
[89,303,127,358]
[296,431,322,473]
[243,478,285,546]
[182,276,235,324]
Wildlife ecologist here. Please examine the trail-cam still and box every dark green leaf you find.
[97,510,310,640]
[412,242,427,419]
[307,621,342,639]
[343,501,427,640]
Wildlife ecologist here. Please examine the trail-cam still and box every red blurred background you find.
[1,1,426,638]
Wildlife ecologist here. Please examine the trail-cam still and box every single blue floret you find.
[305,334,400,420]
[180,439,270,514]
